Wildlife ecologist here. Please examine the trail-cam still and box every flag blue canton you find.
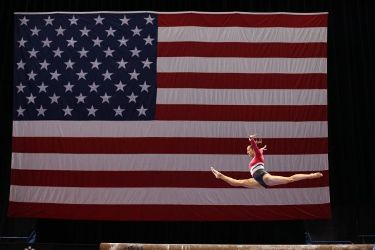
[14,13,157,120]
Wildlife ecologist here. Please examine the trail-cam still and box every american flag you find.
[10,12,329,221]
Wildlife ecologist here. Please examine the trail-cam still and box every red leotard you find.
[248,138,265,175]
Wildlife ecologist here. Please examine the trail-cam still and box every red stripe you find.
[8,202,331,221]
[12,137,328,154]
[158,13,328,27]
[157,73,327,89]
[158,42,327,58]
[155,105,327,121]
[11,169,329,188]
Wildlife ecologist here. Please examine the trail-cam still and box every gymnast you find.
[211,134,323,188]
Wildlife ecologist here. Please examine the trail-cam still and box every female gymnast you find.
[210,134,323,188]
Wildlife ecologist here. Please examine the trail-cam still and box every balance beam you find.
[100,243,374,250]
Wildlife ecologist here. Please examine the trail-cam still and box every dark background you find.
[1,0,375,246]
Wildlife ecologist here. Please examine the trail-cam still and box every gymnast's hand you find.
[249,134,257,139]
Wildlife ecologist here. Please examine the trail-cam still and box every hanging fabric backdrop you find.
[10,11,329,221]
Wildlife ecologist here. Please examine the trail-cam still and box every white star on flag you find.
[75,93,87,104]
[115,81,126,92]
[76,70,88,80]
[142,58,153,69]
[130,47,141,57]
[44,16,54,26]
[90,59,102,69]
[127,92,138,103]
[102,70,113,80]
[19,16,29,26]
[144,15,155,24]
[66,37,77,47]
[30,26,41,36]
[117,58,128,69]
[16,83,26,93]
[120,15,130,25]
[36,105,47,116]
[87,105,98,117]
[16,105,26,116]
[26,93,36,104]
[129,69,140,80]
[65,59,75,69]
[143,35,154,45]
[37,83,48,93]
[27,70,37,80]
[136,105,147,116]
[118,37,129,47]
[17,37,27,47]
[100,93,112,103]
[39,60,50,70]
[64,82,74,92]
[92,37,103,47]
[139,81,150,93]
[80,26,90,36]
[113,106,125,117]
[88,82,100,92]
[68,15,78,25]
[52,47,63,57]
[94,15,105,25]
[55,26,66,36]
[103,47,115,57]
[105,27,116,37]
[49,93,60,104]
[28,48,39,58]
[41,38,52,47]
[131,26,142,36]
[63,105,73,116]
[50,70,61,80]
[78,47,89,58]
[17,59,26,69]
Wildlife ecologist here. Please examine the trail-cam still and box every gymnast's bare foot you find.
[211,167,222,179]
[310,172,323,179]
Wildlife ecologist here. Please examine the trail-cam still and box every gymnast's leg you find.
[262,172,323,187]
[211,167,262,188]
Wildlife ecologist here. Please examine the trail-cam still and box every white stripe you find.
[12,120,327,138]
[11,153,328,172]
[9,185,330,205]
[157,57,327,74]
[158,27,327,43]
[156,89,327,105]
